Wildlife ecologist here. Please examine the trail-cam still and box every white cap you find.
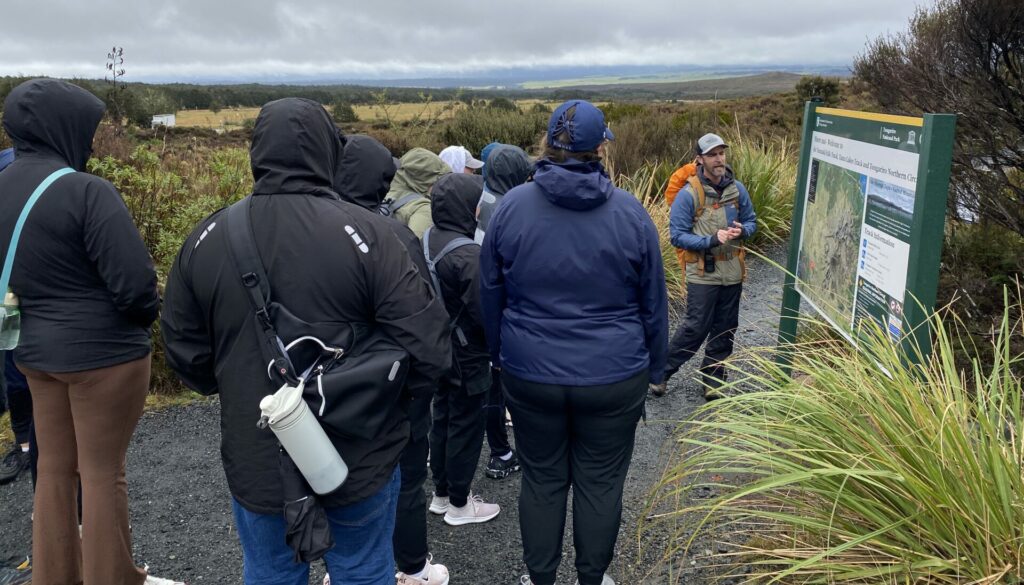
[697,133,728,155]
[439,145,484,173]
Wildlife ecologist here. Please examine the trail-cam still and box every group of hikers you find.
[0,77,756,585]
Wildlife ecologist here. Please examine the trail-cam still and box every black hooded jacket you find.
[0,79,159,372]
[475,144,532,242]
[336,134,438,440]
[161,99,451,512]
[427,173,490,393]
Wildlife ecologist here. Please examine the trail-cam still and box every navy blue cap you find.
[546,100,615,152]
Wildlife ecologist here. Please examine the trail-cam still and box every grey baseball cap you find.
[696,133,728,155]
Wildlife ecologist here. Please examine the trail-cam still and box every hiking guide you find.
[651,132,757,400]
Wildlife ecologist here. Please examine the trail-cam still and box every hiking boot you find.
[395,554,449,585]
[0,448,29,485]
[428,493,449,515]
[443,494,500,526]
[649,382,668,397]
[485,452,520,479]
[575,575,615,585]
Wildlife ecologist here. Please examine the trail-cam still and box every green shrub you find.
[442,107,546,153]
[616,163,687,304]
[645,298,1024,584]
[796,75,842,106]
[487,97,518,112]
[600,102,648,123]
[88,144,251,393]
[723,132,796,246]
[331,101,359,123]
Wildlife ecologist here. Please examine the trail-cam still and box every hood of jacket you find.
[483,144,532,196]
[532,158,615,211]
[335,134,397,210]
[386,148,450,200]
[250,98,342,198]
[430,173,483,237]
[2,79,105,171]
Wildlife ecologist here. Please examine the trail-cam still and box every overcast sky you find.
[0,0,927,81]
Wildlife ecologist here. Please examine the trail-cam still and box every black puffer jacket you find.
[426,173,490,393]
[161,99,451,513]
[0,79,159,372]
[336,134,439,441]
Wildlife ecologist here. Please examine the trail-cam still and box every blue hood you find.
[533,158,615,211]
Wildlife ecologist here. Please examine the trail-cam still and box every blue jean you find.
[233,466,400,585]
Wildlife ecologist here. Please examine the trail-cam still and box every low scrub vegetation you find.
[645,296,1024,584]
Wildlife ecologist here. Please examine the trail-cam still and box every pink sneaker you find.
[443,493,500,526]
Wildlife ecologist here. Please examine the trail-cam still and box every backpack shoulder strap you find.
[422,227,478,346]
[421,227,478,298]
[0,167,74,295]
[223,197,297,383]
[686,175,707,219]
[386,193,423,216]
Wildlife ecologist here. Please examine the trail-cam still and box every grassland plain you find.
[174,99,564,129]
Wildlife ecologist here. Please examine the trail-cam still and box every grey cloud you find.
[0,0,927,80]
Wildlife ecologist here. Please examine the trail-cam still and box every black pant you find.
[429,377,487,508]
[666,282,743,385]
[393,434,429,574]
[503,370,647,585]
[5,351,32,445]
[484,368,512,457]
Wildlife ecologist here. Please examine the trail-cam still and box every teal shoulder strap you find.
[0,167,75,294]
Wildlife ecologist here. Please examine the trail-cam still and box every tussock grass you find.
[644,293,1024,584]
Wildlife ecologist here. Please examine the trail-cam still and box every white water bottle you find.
[0,290,21,350]
[259,383,348,494]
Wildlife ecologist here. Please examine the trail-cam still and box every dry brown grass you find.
[174,100,565,129]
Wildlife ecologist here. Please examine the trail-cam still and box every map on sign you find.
[794,118,921,344]
[796,160,865,330]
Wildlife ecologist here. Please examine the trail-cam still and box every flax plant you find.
[645,293,1024,584]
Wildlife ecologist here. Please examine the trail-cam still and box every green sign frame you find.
[777,102,956,371]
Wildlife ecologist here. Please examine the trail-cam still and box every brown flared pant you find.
[21,355,150,585]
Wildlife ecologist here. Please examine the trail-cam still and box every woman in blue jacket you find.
[480,101,668,585]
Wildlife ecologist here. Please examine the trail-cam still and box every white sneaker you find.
[396,554,450,585]
[519,576,534,585]
[323,575,331,585]
[145,574,186,585]
[428,493,449,515]
[574,575,615,585]
[443,493,500,526]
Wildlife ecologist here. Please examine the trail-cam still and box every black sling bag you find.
[223,196,410,441]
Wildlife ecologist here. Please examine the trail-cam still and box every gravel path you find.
[0,247,785,585]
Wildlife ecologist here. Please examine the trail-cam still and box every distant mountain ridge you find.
[143,64,849,87]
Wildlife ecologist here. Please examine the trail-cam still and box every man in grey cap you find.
[651,132,757,400]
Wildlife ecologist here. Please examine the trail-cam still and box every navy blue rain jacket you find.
[480,158,668,386]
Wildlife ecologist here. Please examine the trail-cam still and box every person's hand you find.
[717,222,743,243]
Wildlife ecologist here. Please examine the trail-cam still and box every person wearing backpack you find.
[649,133,757,400]
[161,99,451,585]
[422,173,501,528]
[472,144,532,481]
[334,134,451,585]
[381,148,452,238]
[0,79,177,585]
